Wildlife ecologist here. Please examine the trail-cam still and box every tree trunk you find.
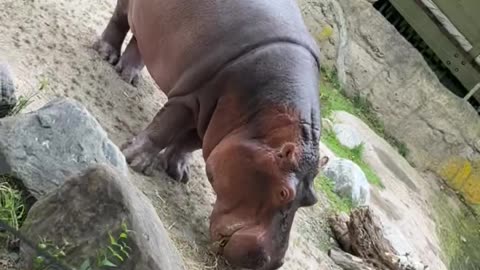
[328,248,374,270]
[329,207,403,270]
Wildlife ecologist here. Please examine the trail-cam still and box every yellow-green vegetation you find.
[320,68,409,158]
[315,176,352,213]
[321,129,383,188]
[34,222,132,270]
[0,176,27,243]
[440,157,480,204]
[432,192,480,270]
[315,25,334,42]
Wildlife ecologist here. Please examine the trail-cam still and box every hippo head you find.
[206,125,329,269]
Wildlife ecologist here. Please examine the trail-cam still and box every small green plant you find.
[321,129,383,187]
[33,237,70,270]
[321,67,341,91]
[33,222,132,270]
[0,177,26,243]
[94,222,133,269]
[8,76,49,116]
[315,176,352,213]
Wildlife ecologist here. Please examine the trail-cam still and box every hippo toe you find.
[121,134,162,174]
[93,39,120,65]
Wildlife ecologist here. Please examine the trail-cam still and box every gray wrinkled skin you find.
[0,63,17,118]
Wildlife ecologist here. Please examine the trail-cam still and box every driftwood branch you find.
[329,207,428,270]
[328,248,373,270]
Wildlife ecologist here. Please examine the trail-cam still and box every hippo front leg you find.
[121,101,195,174]
[154,130,201,182]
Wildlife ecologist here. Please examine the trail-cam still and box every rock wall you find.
[299,0,480,203]
[297,0,346,72]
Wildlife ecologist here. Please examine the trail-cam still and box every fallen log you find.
[328,248,373,270]
[329,207,429,270]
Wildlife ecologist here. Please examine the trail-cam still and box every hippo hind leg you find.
[114,36,145,86]
[93,0,130,65]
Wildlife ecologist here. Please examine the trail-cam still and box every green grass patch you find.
[315,176,352,214]
[321,129,383,188]
[0,176,27,244]
[320,68,409,158]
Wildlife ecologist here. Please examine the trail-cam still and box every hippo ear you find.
[276,142,299,170]
[319,156,329,169]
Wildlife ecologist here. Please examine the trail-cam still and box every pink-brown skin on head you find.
[207,138,297,269]
[203,105,327,270]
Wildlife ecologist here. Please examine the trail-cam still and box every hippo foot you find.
[115,58,141,87]
[157,150,192,183]
[121,134,162,175]
[93,39,120,65]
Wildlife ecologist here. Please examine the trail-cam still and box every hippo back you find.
[128,0,319,96]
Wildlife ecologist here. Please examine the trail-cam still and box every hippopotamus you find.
[94,0,325,269]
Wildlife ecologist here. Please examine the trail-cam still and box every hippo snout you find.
[223,233,270,269]
[220,228,286,270]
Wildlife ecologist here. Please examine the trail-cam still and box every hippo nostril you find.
[220,238,229,248]
[210,236,231,255]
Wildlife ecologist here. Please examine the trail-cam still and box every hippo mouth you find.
[211,224,246,254]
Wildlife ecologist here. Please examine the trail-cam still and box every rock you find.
[297,0,347,70]
[300,0,480,181]
[394,254,429,270]
[324,158,370,206]
[0,97,127,199]
[333,123,363,149]
[334,0,480,176]
[322,118,334,132]
[0,63,17,118]
[19,164,185,270]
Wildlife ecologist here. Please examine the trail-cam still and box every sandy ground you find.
[0,0,340,269]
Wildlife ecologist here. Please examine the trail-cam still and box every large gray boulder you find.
[333,123,363,149]
[324,158,370,206]
[0,97,127,199]
[20,164,185,270]
[0,63,16,118]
